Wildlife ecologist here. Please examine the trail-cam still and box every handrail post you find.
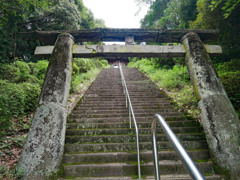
[129,106,131,129]
[151,119,160,180]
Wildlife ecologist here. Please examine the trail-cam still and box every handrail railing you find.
[152,114,206,180]
[119,64,141,179]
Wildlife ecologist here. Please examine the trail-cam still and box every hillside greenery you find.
[0,58,109,177]
[128,57,240,118]
[0,59,108,134]
[0,0,106,62]
[132,0,240,118]
[0,0,109,176]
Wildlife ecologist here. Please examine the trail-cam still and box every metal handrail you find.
[119,64,141,179]
[152,114,206,180]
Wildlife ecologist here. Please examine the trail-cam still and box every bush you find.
[71,68,100,93]
[219,71,240,115]
[0,81,41,131]
[99,60,109,68]
[156,65,190,90]
[28,62,38,75]
[75,58,95,73]
[0,64,20,82]
[20,83,41,112]
[72,62,79,77]
[35,60,49,83]
[13,61,31,75]
[215,59,240,73]
[0,81,25,125]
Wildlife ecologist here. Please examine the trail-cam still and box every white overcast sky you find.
[82,0,150,28]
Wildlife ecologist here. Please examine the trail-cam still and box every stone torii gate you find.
[17,28,240,179]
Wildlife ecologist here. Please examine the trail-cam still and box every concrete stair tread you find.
[63,150,210,164]
[64,174,222,180]
[65,127,203,135]
[66,121,200,129]
[63,161,214,177]
[63,161,212,166]
[64,141,208,153]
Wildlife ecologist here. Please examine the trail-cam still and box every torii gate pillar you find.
[17,33,74,179]
[181,32,240,179]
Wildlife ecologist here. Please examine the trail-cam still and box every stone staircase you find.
[62,67,221,179]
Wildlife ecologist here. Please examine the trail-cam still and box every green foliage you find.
[0,64,20,82]
[152,65,190,90]
[75,58,95,73]
[141,0,197,29]
[20,83,41,112]
[72,62,80,77]
[0,81,41,121]
[129,59,199,117]
[215,59,240,115]
[209,0,240,18]
[13,61,31,75]
[35,60,49,81]
[71,59,109,93]
[71,68,100,93]
[0,0,106,61]
[0,81,26,126]
[219,71,240,113]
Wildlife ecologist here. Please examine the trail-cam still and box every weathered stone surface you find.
[17,103,67,178]
[17,33,74,179]
[181,32,240,179]
[39,33,74,107]
[34,44,222,58]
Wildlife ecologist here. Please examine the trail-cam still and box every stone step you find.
[66,174,222,180]
[66,127,203,136]
[74,105,174,111]
[67,116,193,124]
[63,150,210,164]
[82,98,170,103]
[71,109,179,115]
[64,141,208,153]
[66,121,199,129]
[80,100,170,104]
[76,102,172,108]
[65,133,205,144]
[63,161,213,177]
[69,112,181,118]
[84,96,167,100]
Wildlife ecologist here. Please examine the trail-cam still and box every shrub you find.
[0,81,41,127]
[0,81,25,127]
[72,62,79,77]
[215,59,240,73]
[71,68,100,93]
[99,60,109,68]
[0,64,20,82]
[75,58,95,73]
[28,62,38,75]
[35,60,49,83]
[219,71,240,115]
[20,83,41,112]
[13,61,31,75]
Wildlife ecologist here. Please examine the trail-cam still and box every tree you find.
[140,0,197,29]
[0,0,104,62]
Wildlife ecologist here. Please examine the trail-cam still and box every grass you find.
[128,60,199,118]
